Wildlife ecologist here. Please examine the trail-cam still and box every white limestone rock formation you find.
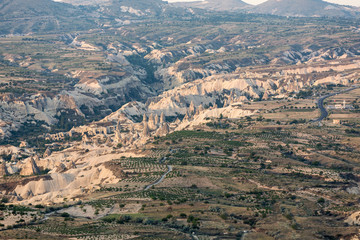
[154,114,159,126]
[143,122,150,137]
[13,162,121,204]
[105,137,113,146]
[43,148,52,158]
[142,113,147,124]
[0,160,9,177]
[114,130,122,143]
[148,113,156,130]
[346,211,360,226]
[33,155,40,164]
[66,161,77,170]
[55,163,67,173]
[262,91,271,100]
[129,125,135,134]
[156,123,170,137]
[19,141,28,148]
[197,104,204,114]
[160,112,166,124]
[93,138,100,146]
[20,157,41,176]
[11,154,18,161]
[69,128,75,138]
[189,101,196,115]
[183,112,191,122]
[82,134,90,144]
[116,119,122,132]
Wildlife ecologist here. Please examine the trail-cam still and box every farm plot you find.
[104,158,172,190]
[113,188,198,202]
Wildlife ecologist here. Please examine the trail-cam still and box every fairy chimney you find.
[20,157,40,176]
[189,101,196,115]
[43,148,52,158]
[0,160,9,177]
[148,113,156,130]
[156,123,170,136]
[143,122,150,137]
[154,114,159,126]
[160,112,166,124]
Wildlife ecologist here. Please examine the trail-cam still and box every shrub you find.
[220,213,228,220]
[61,212,70,218]
[317,198,325,204]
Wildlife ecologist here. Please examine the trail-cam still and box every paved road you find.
[311,93,337,122]
[311,85,359,122]
[144,165,173,190]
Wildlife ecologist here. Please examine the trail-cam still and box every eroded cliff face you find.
[1,52,359,203]
[135,57,360,118]
[0,44,157,139]
[1,14,360,141]
[0,147,131,204]
[146,45,360,89]
[1,47,359,140]
[0,93,82,138]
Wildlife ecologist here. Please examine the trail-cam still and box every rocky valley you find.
[1,0,360,239]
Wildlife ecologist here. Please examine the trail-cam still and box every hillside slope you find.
[252,0,360,17]
[174,0,249,12]
[0,0,96,35]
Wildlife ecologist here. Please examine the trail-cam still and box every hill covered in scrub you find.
[251,0,360,17]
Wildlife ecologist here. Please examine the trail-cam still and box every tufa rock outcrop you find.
[43,148,52,158]
[20,157,41,176]
[0,160,9,177]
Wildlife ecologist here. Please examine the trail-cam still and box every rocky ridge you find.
[174,0,249,12]
[251,0,360,18]
[1,45,360,139]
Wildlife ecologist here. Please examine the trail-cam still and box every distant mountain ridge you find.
[0,0,96,35]
[251,0,360,18]
[0,0,180,35]
[173,0,249,12]
[52,0,111,5]
[0,0,78,18]
[1,0,360,36]
[171,0,360,17]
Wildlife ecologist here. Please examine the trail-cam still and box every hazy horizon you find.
[166,0,360,7]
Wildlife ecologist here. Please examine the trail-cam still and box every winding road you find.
[311,85,359,122]
[144,165,173,190]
